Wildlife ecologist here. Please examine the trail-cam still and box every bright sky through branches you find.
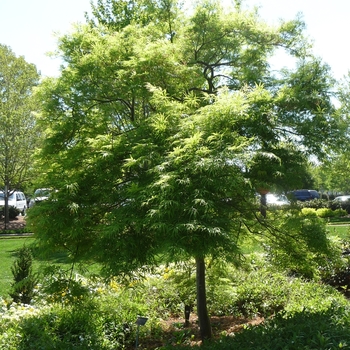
[0,0,349,80]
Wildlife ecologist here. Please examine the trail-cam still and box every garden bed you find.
[0,215,26,233]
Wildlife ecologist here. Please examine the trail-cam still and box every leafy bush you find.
[0,284,152,349]
[334,208,348,217]
[320,239,350,297]
[301,207,317,216]
[331,200,350,214]
[0,205,20,220]
[174,305,350,350]
[10,246,38,304]
[316,208,335,218]
[296,199,329,210]
[302,207,347,219]
[1,254,350,349]
[263,214,335,279]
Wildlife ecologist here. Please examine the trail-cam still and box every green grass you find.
[0,236,101,298]
[0,237,35,297]
[1,220,350,299]
[327,224,350,240]
[328,216,350,224]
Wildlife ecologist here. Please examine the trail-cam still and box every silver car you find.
[29,188,51,208]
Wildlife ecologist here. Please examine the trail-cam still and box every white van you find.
[0,191,27,214]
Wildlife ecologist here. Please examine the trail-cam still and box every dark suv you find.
[292,189,319,201]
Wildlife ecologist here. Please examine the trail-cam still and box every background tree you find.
[0,44,40,223]
[29,0,341,340]
[311,73,350,196]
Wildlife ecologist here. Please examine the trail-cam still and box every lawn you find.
[327,223,350,240]
[1,220,349,298]
[0,237,35,297]
[0,236,100,298]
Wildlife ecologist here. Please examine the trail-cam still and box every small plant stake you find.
[135,316,148,349]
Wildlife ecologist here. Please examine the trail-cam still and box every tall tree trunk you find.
[195,256,212,341]
[4,183,9,226]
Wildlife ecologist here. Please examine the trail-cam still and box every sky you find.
[0,0,349,80]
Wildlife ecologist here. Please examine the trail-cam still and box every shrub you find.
[10,246,38,304]
[297,199,329,210]
[2,257,350,350]
[0,205,20,220]
[331,200,350,214]
[316,208,335,218]
[334,208,348,217]
[320,239,350,297]
[301,207,346,219]
[190,306,350,350]
[301,207,317,216]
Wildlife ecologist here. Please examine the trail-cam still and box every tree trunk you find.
[260,193,267,218]
[4,184,9,226]
[195,256,212,341]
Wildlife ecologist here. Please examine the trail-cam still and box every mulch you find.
[143,314,265,348]
[0,215,27,232]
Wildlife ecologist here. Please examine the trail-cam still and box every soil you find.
[141,314,265,349]
[0,215,27,232]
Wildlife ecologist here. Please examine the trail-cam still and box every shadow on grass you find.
[328,216,350,225]
[33,249,71,264]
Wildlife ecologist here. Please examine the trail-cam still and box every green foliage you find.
[1,259,350,349]
[331,199,350,214]
[30,0,340,269]
[0,206,20,220]
[10,246,38,304]
[0,238,34,296]
[8,302,109,349]
[293,198,329,209]
[28,0,343,342]
[1,278,151,349]
[263,212,336,279]
[174,306,350,350]
[320,238,350,295]
[301,207,317,216]
[316,207,336,218]
[302,207,347,218]
[334,208,349,217]
[0,44,40,223]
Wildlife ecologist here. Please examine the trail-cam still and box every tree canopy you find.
[0,44,40,222]
[28,0,342,340]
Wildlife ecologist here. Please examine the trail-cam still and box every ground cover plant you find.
[1,252,350,349]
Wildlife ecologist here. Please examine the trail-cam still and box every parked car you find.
[332,195,350,213]
[0,191,27,214]
[29,188,51,208]
[308,190,320,199]
[266,193,290,206]
[292,189,319,201]
[333,195,350,203]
